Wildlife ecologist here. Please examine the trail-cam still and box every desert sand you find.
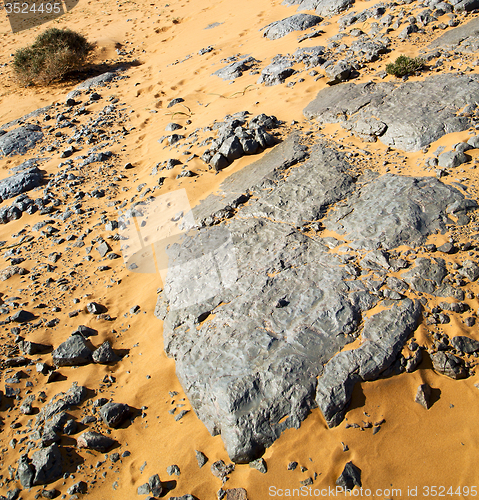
[1,0,479,498]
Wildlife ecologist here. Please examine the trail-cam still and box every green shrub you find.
[12,28,94,85]
[385,55,424,78]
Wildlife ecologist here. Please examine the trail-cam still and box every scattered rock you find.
[77,431,115,451]
[261,14,323,40]
[336,461,362,489]
[100,402,130,428]
[430,351,468,379]
[415,383,432,409]
[195,450,208,468]
[52,335,93,367]
[92,341,120,363]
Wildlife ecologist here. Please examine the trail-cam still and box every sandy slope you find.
[1,0,479,498]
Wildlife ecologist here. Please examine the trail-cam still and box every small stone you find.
[415,383,432,409]
[336,461,362,490]
[167,464,181,476]
[249,458,267,473]
[195,450,208,468]
[287,461,298,471]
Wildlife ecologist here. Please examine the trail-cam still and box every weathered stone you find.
[218,136,244,161]
[196,450,208,468]
[0,125,43,157]
[0,265,28,281]
[100,402,130,428]
[336,461,362,489]
[52,335,92,367]
[77,431,115,451]
[67,482,87,495]
[148,474,163,497]
[451,335,479,353]
[92,341,120,363]
[326,61,352,84]
[430,351,468,379]
[257,57,295,86]
[226,489,248,500]
[415,383,432,409]
[304,75,479,151]
[438,150,468,168]
[213,57,260,80]
[32,444,63,485]
[261,14,322,40]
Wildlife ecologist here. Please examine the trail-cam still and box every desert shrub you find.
[12,27,94,85]
[386,55,424,78]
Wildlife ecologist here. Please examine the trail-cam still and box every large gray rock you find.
[428,16,479,51]
[284,0,355,16]
[324,174,475,250]
[304,75,479,151]
[31,444,63,485]
[52,335,93,367]
[0,125,43,157]
[100,402,130,428]
[261,14,322,40]
[213,57,260,80]
[0,167,43,202]
[154,135,473,463]
[257,57,295,86]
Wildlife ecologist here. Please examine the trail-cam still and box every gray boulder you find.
[213,57,260,80]
[304,75,479,151]
[438,150,468,168]
[31,444,63,485]
[261,14,322,40]
[0,167,43,202]
[77,431,115,451]
[430,351,468,379]
[0,125,43,156]
[315,0,354,16]
[326,61,352,84]
[100,402,130,428]
[155,136,447,463]
[92,341,119,363]
[52,335,93,367]
[451,335,479,353]
[336,461,362,489]
[257,57,295,86]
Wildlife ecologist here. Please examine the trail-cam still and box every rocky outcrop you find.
[261,14,323,40]
[155,135,475,462]
[0,125,43,157]
[304,75,479,151]
[0,167,43,202]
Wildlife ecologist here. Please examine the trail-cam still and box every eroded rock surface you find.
[155,135,475,462]
[304,75,479,151]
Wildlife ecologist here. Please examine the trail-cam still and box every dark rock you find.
[41,489,60,499]
[213,57,260,80]
[257,57,295,86]
[77,431,115,451]
[336,461,362,489]
[11,310,35,323]
[437,242,455,254]
[219,136,244,161]
[249,458,267,473]
[17,454,35,488]
[67,482,87,495]
[451,335,479,353]
[196,450,208,468]
[326,61,352,84]
[0,125,43,157]
[32,444,63,485]
[210,153,229,172]
[261,14,322,40]
[211,460,235,479]
[86,302,106,314]
[415,383,432,409]
[100,402,130,428]
[92,341,120,363]
[149,474,163,497]
[430,351,468,379]
[52,335,92,367]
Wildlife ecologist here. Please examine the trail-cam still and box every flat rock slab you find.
[428,16,479,52]
[0,167,43,202]
[303,75,479,151]
[154,135,477,463]
[324,173,475,250]
[284,0,354,16]
[0,125,43,157]
[261,14,322,40]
